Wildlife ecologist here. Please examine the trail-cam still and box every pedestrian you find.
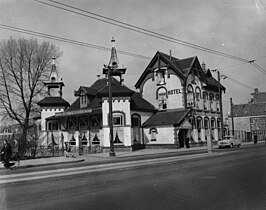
[1,140,13,169]
[185,136,190,148]
[64,142,70,157]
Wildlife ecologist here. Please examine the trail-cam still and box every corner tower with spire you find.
[37,57,70,141]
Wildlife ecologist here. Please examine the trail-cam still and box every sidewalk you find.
[0,141,264,170]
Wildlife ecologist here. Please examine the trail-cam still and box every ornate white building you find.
[38,40,225,153]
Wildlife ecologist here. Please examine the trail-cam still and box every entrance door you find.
[178,129,186,148]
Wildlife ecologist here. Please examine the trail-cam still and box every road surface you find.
[1,145,266,210]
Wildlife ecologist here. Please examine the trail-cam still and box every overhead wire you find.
[33,0,251,63]
[0,24,151,60]
[0,24,259,91]
[35,0,266,75]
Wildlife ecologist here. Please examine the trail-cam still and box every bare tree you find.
[0,37,62,154]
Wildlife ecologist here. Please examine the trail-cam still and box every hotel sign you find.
[55,108,92,117]
[168,88,181,95]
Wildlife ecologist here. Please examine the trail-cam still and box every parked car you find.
[218,136,241,148]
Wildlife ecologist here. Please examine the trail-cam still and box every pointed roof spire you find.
[108,37,119,68]
[50,56,58,82]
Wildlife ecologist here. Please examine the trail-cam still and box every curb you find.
[0,158,85,170]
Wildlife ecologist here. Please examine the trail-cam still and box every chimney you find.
[202,62,206,71]
[169,50,172,61]
[254,88,258,94]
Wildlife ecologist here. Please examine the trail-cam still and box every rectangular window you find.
[113,115,123,126]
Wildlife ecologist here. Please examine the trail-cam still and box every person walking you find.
[1,140,12,169]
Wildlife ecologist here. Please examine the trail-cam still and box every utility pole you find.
[108,66,115,157]
[218,71,224,140]
[230,98,235,136]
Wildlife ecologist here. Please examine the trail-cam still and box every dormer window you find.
[155,68,166,85]
[80,94,87,108]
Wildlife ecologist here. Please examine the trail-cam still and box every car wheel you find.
[238,144,241,147]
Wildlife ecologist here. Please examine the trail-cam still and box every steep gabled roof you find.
[204,69,226,92]
[135,51,186,88]
[135,51,207,89]
[130,92,156,112]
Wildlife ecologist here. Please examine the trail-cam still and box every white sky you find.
[1,0,266,115]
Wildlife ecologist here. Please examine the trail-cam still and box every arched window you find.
[211,118,216,129]
[157,87,167,110]
[204,117,209,129]
[195,87,201,108]
[215,94,220,111]
[209,93,214,111]
[131,114,141,127]
[203,92,208,110]
[187,85,194,107]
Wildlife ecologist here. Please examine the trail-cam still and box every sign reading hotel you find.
[168,88,181,95]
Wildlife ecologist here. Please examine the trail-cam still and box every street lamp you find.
[108,65,115,157]
[103,63,126,157]
[103,38,127,157]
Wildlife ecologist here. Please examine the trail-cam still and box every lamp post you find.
[108,66,115,157]
[218,71,225,140]
[103,38,127,157]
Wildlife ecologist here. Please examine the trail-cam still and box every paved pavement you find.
[0,141,263,170]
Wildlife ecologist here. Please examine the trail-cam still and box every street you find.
[1,145,266,210]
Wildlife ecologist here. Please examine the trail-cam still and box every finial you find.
[111,37,115,48]
[52,56,56,65]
